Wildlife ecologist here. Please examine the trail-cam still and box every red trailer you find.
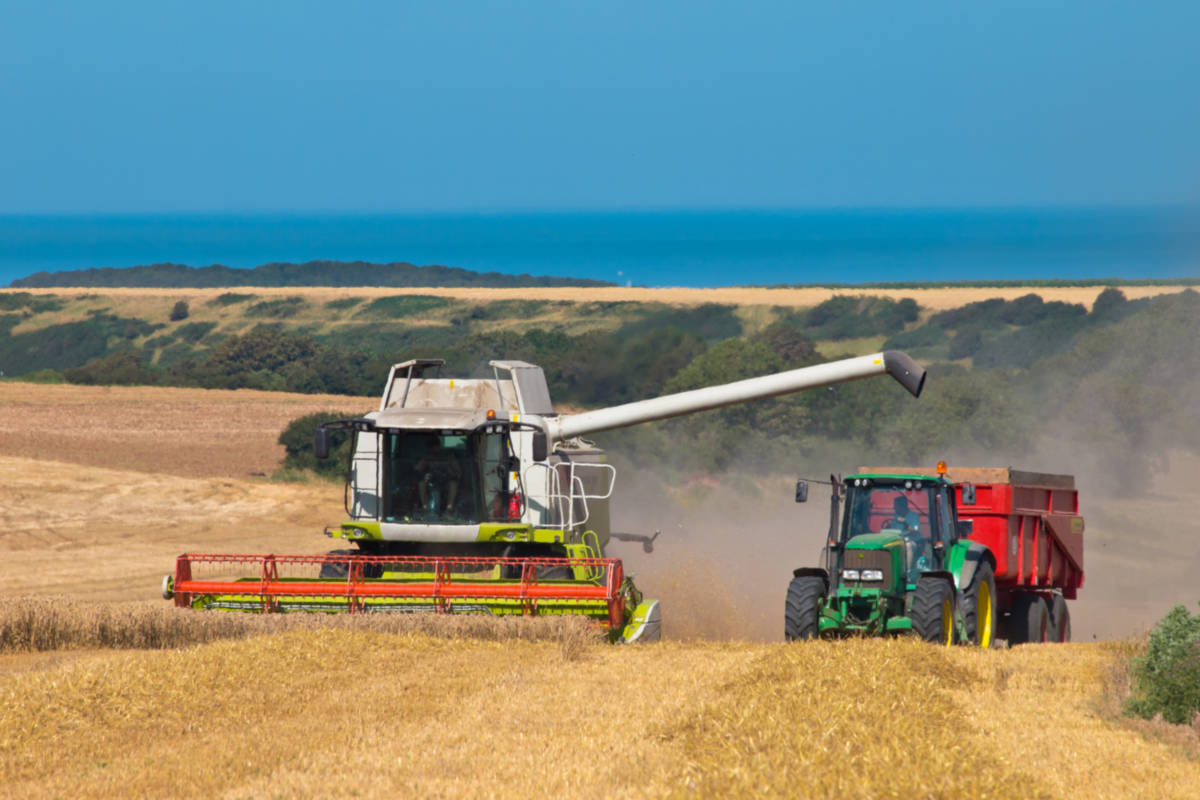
[860,466,1083,643]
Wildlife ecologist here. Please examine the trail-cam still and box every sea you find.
[1,208,1197,288]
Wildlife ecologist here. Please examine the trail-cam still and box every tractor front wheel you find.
[784,575,825,641]
[912,576,955,645]
[1009,593,1050,644]
[963,563,997,648]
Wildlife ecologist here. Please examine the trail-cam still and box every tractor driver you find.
[888,495,931,582]
[416,438,462,518]
[886,495,921,535]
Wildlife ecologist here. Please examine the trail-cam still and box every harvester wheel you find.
[319,549,358,579]
[1009,593,1050,644]
[962,563,997,648]
[784,575,825,641]
[912,576,955,645]
[1049,593,1071,643]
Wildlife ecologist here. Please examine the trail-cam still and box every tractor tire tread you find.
[785,575,825,641]
[911,576,954,644]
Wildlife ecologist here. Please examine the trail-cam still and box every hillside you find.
[9,260,614,289]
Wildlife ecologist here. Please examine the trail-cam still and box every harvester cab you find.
[163,350,928,644]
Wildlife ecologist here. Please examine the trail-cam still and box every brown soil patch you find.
[0,382,373,479]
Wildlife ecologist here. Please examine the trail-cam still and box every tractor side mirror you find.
[961,483,976,506]
[795,480,808,503]
[314,427,331,460]
[531,431,548,462]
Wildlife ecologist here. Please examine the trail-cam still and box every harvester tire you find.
[1009,593,1050,644]
[319,549,358,579]
[784,575,824,641]
[912,576,955,645]
[962,563,997,648]
[1049,593,1071,643]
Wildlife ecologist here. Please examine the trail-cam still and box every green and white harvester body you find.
[164,352,926,642]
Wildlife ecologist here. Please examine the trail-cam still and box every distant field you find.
[5,283,1192,310]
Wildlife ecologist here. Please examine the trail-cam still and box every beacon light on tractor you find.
[163,350,926,642]
[786,463,1084,646]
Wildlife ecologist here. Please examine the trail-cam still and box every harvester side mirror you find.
[795,480,809,503]
[532,431,548,462]
[314,427,331,460]
[961,483,976,505]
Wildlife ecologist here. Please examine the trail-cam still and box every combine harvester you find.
[787,464,1084,646]
[163,351,925,642]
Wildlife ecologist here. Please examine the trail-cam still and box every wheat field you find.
[1,374,1199,797]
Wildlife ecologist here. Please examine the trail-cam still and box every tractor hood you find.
[845,532,907,551]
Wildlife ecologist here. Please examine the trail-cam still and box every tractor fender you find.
[949,541,995,592]
[791,567,830,593]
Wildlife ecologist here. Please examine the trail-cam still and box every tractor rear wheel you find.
[912,576,955,645]
[784,575,825,641]
[1009,593,1050,644]
[1049,593,1071,642]
[963,563,997,648]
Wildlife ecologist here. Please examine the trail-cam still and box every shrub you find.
[278,411,360,478]
[246,296,308,318]
[169,300,189,321]
[1126,603,1200,724]
[206,292,258,307]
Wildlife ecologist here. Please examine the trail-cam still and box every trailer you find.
[787,463,1083,645]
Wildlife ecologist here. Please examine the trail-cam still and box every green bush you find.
[277,411,361,478]
[206,292,258,307]
[169,300,190,321]
[1126,603,1200,724]
[245,296,308,318]
[18,368,65,384]
[357,295,452,318]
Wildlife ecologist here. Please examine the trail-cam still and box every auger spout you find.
[544,350,924,443]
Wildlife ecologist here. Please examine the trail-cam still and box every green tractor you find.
[786,468,996,646]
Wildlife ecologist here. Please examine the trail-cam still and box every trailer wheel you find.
[1049,593,1071,643]
[912,576,955,645]
[1009,593,1050,644]
[963,563,997,648]
[784,576,825,641]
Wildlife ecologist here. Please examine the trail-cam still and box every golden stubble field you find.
[2,380,1199,797]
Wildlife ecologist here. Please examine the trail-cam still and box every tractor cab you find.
[838,474,958,589]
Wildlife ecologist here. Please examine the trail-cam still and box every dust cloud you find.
[607,434,1200,644]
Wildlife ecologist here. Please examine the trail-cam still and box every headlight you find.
[842,569,861,581]
[861,569,884,581]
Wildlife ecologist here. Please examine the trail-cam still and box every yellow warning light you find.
[937,460,948,475]
[486,409,496,420]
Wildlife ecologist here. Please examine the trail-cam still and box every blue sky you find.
[2,1,1198,213]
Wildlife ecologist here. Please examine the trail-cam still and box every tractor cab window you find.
[382,431,512,523]
[843,482,936,582]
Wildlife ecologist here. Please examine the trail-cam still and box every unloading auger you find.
[163,351,925,642]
